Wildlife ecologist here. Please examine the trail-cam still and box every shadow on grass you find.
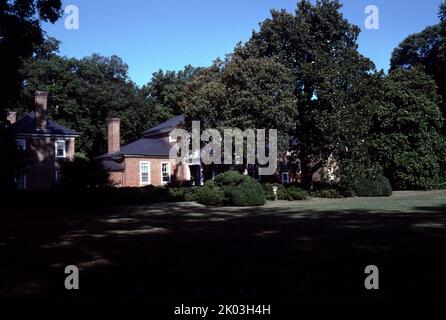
[1,202,445,303]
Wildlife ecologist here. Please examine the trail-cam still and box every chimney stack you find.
[7,111,16,125]
[35,91,48,131]
[107,118,120,154]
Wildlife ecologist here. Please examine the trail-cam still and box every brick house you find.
[100,114,339,187]
[7,91,79,189]
[99,115,192,187]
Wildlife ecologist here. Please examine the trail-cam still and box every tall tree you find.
[236,0,376,189]
[0,0,62,112]
[391,1,446,120]
[182,56,298,155]
[368,67,446,190]
[0,0,62,189]
[141,65,200,123]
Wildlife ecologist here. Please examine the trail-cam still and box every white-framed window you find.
[281,172,289,184]
[16,174,26,190]
[55,171,63,185]
[161,162,171,184]
[140,161,151,186]
[16,139,26,151]
[55,139,66,158]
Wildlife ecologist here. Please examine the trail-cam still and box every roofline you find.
[16,133,80,138]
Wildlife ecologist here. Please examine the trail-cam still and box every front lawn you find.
[1,191,446,303]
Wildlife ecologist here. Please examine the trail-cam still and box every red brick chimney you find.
[7,111,16,125]
[35,91,48,131]
[107,118,120,154]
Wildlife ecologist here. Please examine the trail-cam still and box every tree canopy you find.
[368,67,446,190]
[235,0,376,188]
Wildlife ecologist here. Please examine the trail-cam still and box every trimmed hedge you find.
[355,175,392,197]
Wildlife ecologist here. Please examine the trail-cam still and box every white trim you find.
[161,162,171,184]
[17,133,79,138]
[55,139,66,159]
[140,161,151,186]
[281,172,289,184]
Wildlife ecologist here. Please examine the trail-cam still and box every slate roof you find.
[142,114,185,137]
[103,137,172,157]
[10,112,80,136]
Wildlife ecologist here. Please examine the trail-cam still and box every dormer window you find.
[55,139,66,158]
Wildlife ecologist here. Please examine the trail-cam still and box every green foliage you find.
[286,186,309,200]
[19,40,198,158]
[1,0,62,189]
[236,0,376,188]
[262,183,285,200]
[182,56,298,155]
[60,156,111,189]
[261,183,308,201]
[141,66,200,124]
[311,182,353,198]
[195,180,225,206]
[0,0,62,111]
[355,175,393,197]
[230,176,266,206]
[196,171,265,206]
[168,186,198,202]
[214,170,244,187]
[368,67,446,190]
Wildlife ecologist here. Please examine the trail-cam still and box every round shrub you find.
[355,175,392,197]
[196,180,225,206]
[230,176,265,206]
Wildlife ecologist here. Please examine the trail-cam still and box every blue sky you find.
[43,0,443,87]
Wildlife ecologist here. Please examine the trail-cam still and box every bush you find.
[355,175,392,197]
[195,180,225,206]
[196,171,265,206]
[286,186,308,200]
[311,181,353,198]
[214,170,244,187]
[262,183,308,201]
[230,176,265,206]
[311,188,345,199]
[168,186,198,202]
[262,183,285,200]
[60,156,110,189]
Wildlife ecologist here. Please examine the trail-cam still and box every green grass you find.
[1,190,446,302]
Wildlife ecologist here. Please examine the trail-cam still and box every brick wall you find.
[122,157,188,187]
[23,137,75,189]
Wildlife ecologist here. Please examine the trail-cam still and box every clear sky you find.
[43,0,443,87]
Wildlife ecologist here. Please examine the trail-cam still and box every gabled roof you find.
[142,114,185,137]
[10,112,79,136]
